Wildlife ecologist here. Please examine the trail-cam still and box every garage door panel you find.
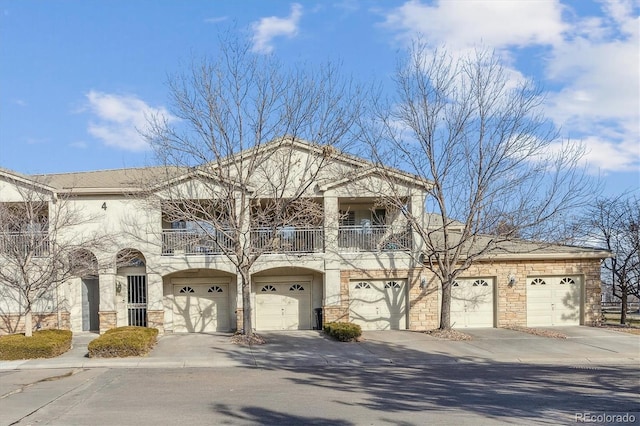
[173,284,230,333]
[256,283,311,330]
[527,276,581,326]
[451,279,494,328]
[349,280,407,331]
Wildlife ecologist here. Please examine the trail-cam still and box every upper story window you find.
[339,211,355,227]
[372,209,386,226]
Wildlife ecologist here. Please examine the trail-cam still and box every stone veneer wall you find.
[456,258,602,327]
[98,311,117,334]
[0,312,71,335]
[147,310,164,334]
[235,308,243,332]
[331,257,602,331]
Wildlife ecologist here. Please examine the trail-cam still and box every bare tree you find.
[588,195,640,324]
[0,176,107,336]
[143,34,364,338]
[363,42,595,330]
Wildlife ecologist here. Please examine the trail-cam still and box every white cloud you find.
[85,91,174,152]
[383,0,640,173]
[383,0,566,49]
[251,3,302,54]
[544,0,640,173]
[579,136,640,172]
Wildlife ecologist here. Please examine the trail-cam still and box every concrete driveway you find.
[1,326,637,370]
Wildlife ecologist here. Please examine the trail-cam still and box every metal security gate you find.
[127,275,147,327]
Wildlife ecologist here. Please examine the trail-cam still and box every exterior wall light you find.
[115,282,122,294]
[508,275,516,286]
[420,277,427,289]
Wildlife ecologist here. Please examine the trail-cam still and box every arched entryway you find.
[72,250,100,332]
[116,249,147,327]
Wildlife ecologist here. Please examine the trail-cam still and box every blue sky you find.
[1,0,638,196]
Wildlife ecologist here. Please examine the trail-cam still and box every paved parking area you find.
[1,326,637,370]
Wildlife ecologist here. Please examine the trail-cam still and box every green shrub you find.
[0,329,73,360]
[323,322,362,342]
[88,326,158,358]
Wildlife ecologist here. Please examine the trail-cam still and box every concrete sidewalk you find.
[0,326,638,370]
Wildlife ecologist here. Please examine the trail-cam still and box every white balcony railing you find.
[161,229,234,256]
[338,225,411,252]
[0,231,50,257]
[251,226,324,254]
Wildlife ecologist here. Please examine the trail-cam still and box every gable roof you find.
[7,137,433,195]
[0,167,57,193]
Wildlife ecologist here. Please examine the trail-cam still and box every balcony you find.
[338,225,411,253]
[161,229,234,256]
[0,231,50,257]
[251,226,324,254]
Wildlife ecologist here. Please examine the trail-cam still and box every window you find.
[560,277,575,285]
[473,279,489,287]
[372,209,386,226]
[261,285,276,292]
[339,211,355,227]
[530,278,546,286]
[208,286,223,293]
[179,286,194,293]
[354,282,371,289]
[289,284,304,291]
[385,281,401,289]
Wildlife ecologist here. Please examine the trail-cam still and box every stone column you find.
[98,272,117,333]
[410,192,426,255]
[323,196,339,255]
[146,272,164,333]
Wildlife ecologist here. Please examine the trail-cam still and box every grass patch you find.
[88,326,158,358]
[602,313,640,327]
[323,322,362,342]
[0,329,73,360]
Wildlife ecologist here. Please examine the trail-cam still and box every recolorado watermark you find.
[575,412,639,424]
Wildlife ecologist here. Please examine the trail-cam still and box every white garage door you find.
[256,282,311,330]
[527,276,581,326]
[349,280,407,330]
[173,284,230,332]
[451,278,494,328]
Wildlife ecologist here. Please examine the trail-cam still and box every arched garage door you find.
[349,280,407,330]
[451,278,494,328]
[256,282,312,330]
[527,276,581,326]
[173,284,230,332]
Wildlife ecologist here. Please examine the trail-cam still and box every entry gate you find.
[127,275,147,327]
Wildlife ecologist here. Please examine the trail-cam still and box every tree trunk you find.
[24,309,33,337]
[439,279,452,330]
[620,289,628,325]
[241,270,253,336]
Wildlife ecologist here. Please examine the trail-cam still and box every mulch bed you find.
[502,325,567,339]
[424,329,472,341]
[230,333,267,345]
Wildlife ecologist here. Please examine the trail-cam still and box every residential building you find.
[0,139,609,334]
